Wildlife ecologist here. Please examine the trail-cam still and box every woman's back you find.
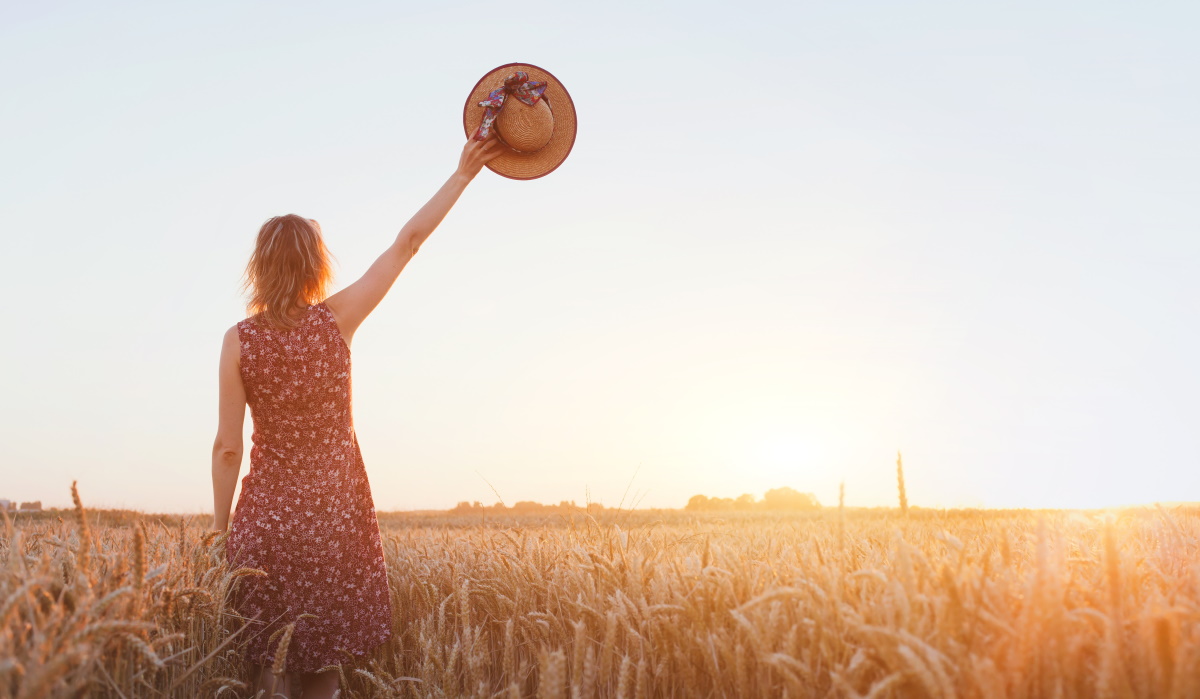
[238,302,355,474]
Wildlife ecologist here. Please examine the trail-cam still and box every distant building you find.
[19,501,42,512]
[0,499,11,512]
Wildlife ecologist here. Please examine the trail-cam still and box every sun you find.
[749,433,822,487]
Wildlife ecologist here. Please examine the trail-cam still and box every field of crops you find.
[3,487,1199,698]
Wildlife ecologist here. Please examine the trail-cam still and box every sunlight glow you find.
[746,433,826,491]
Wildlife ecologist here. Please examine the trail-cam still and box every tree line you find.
[447,486,822,514]
[686,487,821,512]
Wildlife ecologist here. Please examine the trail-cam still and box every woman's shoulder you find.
[310,300,337,324]
[311,300,352,350]
[221,323,242,366]
[226,321,249,348]
[231,315,269,349]
[234,315,259,336]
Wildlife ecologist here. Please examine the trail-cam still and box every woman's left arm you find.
[211,325,246,532]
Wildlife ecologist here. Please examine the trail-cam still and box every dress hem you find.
[247,624,394,674]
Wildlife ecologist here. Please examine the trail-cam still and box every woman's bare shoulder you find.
[222,324,242,361]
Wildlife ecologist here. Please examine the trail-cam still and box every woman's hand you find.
[456,137,505,179]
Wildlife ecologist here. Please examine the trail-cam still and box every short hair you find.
[242,214,333,329]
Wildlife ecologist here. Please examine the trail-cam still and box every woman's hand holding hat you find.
[456,137,504,180]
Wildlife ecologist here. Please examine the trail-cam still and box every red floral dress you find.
[226,302,392,673]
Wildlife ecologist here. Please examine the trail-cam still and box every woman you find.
[211,138,502,698]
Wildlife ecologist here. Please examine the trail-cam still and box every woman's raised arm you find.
[324,138,503,345]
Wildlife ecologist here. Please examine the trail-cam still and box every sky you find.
[1,1,1197,514]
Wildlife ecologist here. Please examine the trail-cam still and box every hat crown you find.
[495,96,554,153]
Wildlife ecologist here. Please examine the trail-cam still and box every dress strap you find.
[315,302,350,353]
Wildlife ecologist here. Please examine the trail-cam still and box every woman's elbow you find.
[395,230,422,259]
[211,439,243,466]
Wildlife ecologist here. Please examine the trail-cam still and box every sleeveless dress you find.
[226,302,393,673]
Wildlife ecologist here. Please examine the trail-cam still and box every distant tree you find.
[763,487,821,511]
[512,501,545,513]
[686,491,825,512]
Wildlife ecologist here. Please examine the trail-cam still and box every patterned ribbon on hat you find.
[472,71,548,141]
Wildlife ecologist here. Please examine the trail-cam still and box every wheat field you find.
[2,485,1199,698]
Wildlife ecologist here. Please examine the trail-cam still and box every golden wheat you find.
[3,490,1200,697]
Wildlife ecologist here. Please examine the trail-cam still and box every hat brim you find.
[463,63,577,180]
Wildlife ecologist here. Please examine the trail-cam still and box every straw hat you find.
[463,63,577,180]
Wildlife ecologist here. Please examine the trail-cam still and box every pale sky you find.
[1,1,1197,513]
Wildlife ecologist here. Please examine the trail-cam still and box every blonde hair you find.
[243,214,333,329]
